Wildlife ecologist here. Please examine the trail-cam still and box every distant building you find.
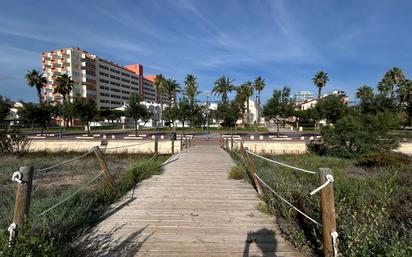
[294,90,313,105]
[297,90,349,110]
[41,47,170,110]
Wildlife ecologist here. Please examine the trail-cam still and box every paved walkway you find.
[82,145,303,257]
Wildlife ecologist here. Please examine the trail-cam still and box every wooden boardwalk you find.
[82,145,303,257]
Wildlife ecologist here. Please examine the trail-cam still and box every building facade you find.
[41,47,169,109]
[294,90,313,105]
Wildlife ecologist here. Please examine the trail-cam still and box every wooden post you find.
[319,168,338,257]
[94,147,114,188]
[180,135,183,151]
[244,147,264,196]
[230,134,234,151]
[13,166,33,227]
[225,137,229,150]
[171,135,175,154]
[154,136,159,156]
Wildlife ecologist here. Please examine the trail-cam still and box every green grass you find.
[0,152,169,256]
[232,152,412,256]
[228,165,244,179]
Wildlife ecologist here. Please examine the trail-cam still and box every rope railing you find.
[254,173,322,226]
[221,136,338,257]
[37,170,104,216]
[245,149,317,175]
[104,140,153,150]
[37,148,96,172]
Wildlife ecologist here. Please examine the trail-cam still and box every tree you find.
[312,71,329,100]
[124,94,148,136]
[176,97,192,134]
[163,78,181,107]
[154,74,166,126]
[216,102,240,128]
[183,74,199,106]
[55,74,74,128]
[183,74,199,127]
[0,96,11,124]
[234,89,247,125]
[18,103,53,136]
[291,109,307,129]
[316,94,348,124]
[311,111,399,158]
[72,97,98,136]
[378,67,406,99]
[55,74,74,103]
[238,81,254,126]
[25,69,47,104]
[356,85,374,101]
[253,76,265,127]
[212,76,236,104]
[262,86,294,137]
[100,109,123,128]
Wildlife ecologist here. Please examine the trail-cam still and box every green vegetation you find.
[262,86,294,137]
[124,94,151,136]
[228,165,244,180]
[0,152,169,256]
[232,152,412,257]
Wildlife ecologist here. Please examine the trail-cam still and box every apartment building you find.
[41,47,169,109]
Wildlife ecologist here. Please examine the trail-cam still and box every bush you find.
[357,152,411,167]
[228,165,244,180]
[0,128,29,153]
[310,112,400,158]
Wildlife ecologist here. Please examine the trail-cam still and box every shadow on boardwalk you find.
[80,224,152,257]
[243,228,278,257]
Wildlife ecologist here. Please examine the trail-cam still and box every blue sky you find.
[0,0,411,103]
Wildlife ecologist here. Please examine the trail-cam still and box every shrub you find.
[309,112,400,158]
[228,165,244,180]
[357,152,411,167]
[0,128,29,153]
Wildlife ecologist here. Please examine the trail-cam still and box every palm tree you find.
[163,78,181,106]
[379,67,406,98]
[212,76,236,103]
[55,74,74,128]
[253,76,265,126]
[154,74,166,127]
[55,74,74,103]
[356,85,374,101]
[238,81,254,125]
[184,74,199,106]
[25,69,47,104]
[312,71,329,100]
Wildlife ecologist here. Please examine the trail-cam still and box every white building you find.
[41,47,169,110]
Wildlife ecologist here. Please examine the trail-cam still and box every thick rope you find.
[38,170,104,216]
[246,150,316,175]
[37,148,95,172]
[254,173,322,226]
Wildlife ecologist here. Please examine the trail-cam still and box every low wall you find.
[231,141,412,156]
[396,142,412,155]
[232,141,307,155]
[26,140,182,154]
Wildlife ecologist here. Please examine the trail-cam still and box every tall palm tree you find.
[379,67,406,98]
[55,74,74,103]
[253,76,265,126]
[184,74,199,106]
[163,78,181,107]
[356,85,374,101]
[238,81,254,125]
[212,76,236,103]
[154,74,166,127]
[55,74,74,128]
[25,69,47,104]
[312,71,329,100]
